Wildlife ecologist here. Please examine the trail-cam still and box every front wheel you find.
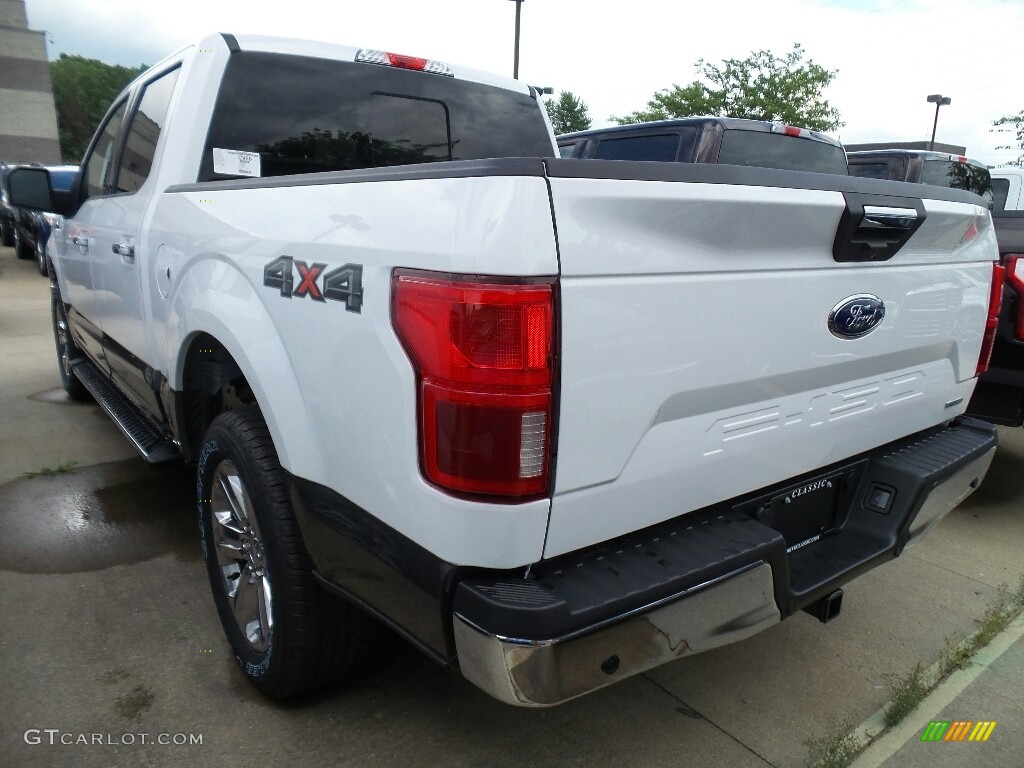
[51,282,90,402]
[36,238,48,276]
[197,407,376,698]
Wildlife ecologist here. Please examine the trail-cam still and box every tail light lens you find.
[977,263,1005,376]
[1004,255,1024,342]
[392,270,556,499]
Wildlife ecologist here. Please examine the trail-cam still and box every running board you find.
[71,359,179,464]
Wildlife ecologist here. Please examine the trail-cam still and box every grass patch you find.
[20,460,78,479]
[804,574,1024,767]
[804,718,860,768]
[939,575,1024,677]
[882,662,928,726]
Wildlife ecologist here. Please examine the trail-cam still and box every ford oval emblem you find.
[829,295,885,339]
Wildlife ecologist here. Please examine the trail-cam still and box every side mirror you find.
[8,166,57,213]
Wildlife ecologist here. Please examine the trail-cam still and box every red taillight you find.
[1005,255,1024,342]
[392,271,556,499]
[977,263,1005,375]
[784,126,802,137]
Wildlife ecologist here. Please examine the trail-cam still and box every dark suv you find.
[0,162,15,247]
[557,117,849,175]
[847,150,993,206]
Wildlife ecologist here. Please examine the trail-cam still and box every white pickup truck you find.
[9,33,1001,706]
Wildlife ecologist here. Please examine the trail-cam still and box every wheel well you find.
[179,333,257,463]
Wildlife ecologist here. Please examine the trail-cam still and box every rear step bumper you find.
[453,417,997,706]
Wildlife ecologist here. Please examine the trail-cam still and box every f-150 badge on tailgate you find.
[828,294,885,339]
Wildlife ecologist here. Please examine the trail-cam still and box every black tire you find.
[36,238,48,276]
[0,219,13,247]
[14,227,33,259]
[197,407,376,698]
[51,280,91,402]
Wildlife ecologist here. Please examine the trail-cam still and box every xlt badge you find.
[829,294,885,339]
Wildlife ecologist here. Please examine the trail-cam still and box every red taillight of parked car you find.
[977,263,1005,376]
[1004,255,1024,342]
[392,270,556,499]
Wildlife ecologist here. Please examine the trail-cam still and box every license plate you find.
[756,473,842,549]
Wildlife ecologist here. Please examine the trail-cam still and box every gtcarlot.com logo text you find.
[24,729,203,746]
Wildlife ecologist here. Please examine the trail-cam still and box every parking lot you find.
[1,246,1022,768]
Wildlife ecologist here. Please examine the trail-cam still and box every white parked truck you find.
[8,33,1001,706]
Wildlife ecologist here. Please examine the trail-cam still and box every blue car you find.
[12,164,78,275]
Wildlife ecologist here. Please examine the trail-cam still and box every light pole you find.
[927,94,951,150]
[509,0,523,79]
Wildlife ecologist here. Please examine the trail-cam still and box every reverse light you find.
[1004,255,1024,342]
[355,49,454,77]
[392,271,556,499]
[977,263,1005,376]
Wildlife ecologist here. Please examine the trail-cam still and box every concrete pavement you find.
[1,245,1022,767]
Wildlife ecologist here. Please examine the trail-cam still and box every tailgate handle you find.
[833,193,926,263]
[862,205,918,229]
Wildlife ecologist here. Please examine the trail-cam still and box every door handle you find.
[113,242,136,262]
[72,235,89,252]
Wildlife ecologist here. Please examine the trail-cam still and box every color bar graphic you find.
[921,720,996,743]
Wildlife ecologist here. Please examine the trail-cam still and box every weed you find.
[882,662,928,726]
[20,460,79,479]
[804,718,860,768]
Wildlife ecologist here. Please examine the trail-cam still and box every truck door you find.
[75,64,181,419]
[60,99,131,370]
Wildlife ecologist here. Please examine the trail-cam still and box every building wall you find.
[0,0,62,164]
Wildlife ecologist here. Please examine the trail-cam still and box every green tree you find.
[614,43,842,132]
[545,91,592,135]
[992,110,1024,167]
[50,54,148,162]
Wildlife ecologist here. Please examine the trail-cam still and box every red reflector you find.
[386,52,427,71]
[784,126,802,137]
[393,271,556,499]
[1005,255,1024,342]
[977,263,1005,375]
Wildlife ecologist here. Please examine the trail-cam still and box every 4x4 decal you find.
[263,256,363,312]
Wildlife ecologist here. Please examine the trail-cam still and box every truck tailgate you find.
[544,160,998,558]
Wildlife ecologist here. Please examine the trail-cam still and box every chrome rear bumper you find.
[454,563,779,707]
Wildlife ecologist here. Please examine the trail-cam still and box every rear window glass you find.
[718,131,848,174]
[921,159,992,199]
[200,52,554,181]
[593,131,694,162]
[848,161,897,181]
[557,142,578,158]
[992,178,1009,211]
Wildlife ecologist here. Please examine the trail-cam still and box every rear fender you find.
[165,254,324,478]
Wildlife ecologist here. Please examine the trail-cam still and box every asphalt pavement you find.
[1,246,1021,768]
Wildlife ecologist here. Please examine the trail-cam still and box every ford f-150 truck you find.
[8,33,1001,706]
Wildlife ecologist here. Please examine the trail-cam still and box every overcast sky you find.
[24,0,1023,167]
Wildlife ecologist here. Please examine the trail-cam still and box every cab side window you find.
[116,67,181,193]
[83,102,128,197]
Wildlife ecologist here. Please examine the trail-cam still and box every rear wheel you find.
[197,407,376,698]
[51,281,90,402]
[14,227,32,259]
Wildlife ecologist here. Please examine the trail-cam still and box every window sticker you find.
[212,148,262,177]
